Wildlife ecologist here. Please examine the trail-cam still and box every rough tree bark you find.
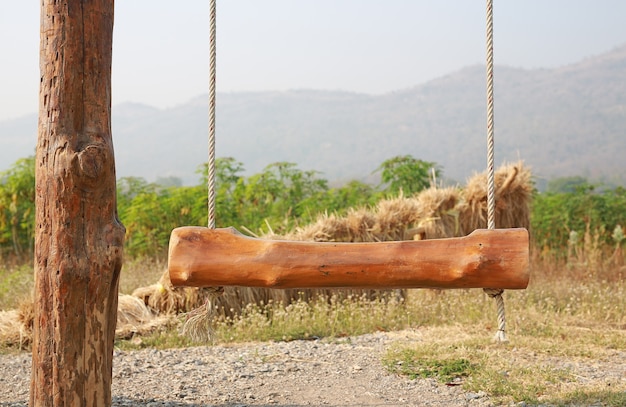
[31,1,124,406]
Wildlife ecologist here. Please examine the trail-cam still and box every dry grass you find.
[0,265,33,311]
[0,310,28,349]
[120,257,167,295]
[110,254,625,405]
[131,269,216,315]
[379,250,626,406]
[383,323,626,406]
[3,239,623,405]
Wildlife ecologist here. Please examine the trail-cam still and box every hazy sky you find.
[2,1,626,121]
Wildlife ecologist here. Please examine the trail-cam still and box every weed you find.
[546,389,626,407]
[114,325,196,351]
[383,348,475,382]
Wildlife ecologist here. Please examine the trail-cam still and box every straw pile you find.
[458,161,532,232]
[190,161,531,315]
[0,300,34,349]
[0,310,28,348]
[275,186,462,243]
[130,268,290,319]
[0,294,172,348]
[132,269,216,315]
[0,161,532,348]
[278,161,530,243]
[115,294,176,339]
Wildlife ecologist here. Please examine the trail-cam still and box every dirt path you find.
[2,328,625,406]
[0,330,497,406]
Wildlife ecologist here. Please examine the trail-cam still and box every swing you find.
[168,0,529,341]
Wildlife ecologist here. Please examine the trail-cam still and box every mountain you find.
[0,113,38,165]
[2,44,626,187]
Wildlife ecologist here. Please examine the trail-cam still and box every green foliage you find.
[115,158,380,257]
[230,162,328,234]
[211,157,246,228]
[546,176,592,193]
[0,156,36,260]
[374,155,439,196]
[531,186,626,253]
[3,152,626,265]
[0,154,443,259]
[120,183,206,258]
[308,180,379,217]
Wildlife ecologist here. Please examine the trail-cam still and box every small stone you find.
[465,392,482,400]
[130,336,143,346]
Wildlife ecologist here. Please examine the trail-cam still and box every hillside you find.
[1,44,625,186]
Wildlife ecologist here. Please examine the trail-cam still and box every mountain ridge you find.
[1,44,625,187]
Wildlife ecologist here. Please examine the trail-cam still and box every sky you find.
[2,1,626,121]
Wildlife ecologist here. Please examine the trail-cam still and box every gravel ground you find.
[1,329,624,406]
[0,330,495,407]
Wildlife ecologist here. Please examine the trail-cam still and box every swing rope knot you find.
[180,286,224,343]
[483,288,507,343]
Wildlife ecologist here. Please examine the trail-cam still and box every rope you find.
[181,0,222,341]
[485,0,495,232]
[180,286,224,342]
[187,0,508,343]
[207,0,217,229]
[484,288,506,341]
[483,0,507,343]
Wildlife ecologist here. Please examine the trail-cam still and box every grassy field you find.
[1,245,625,405]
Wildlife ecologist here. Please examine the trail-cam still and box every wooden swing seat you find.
[168,226,529,290]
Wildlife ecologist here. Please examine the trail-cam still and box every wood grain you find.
[169,227,529,290]
[32,1,124,405]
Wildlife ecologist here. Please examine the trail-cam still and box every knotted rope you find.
[483,0,507,343]
[180,286,224,342]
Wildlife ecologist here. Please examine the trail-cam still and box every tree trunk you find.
[31,1,124,406]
